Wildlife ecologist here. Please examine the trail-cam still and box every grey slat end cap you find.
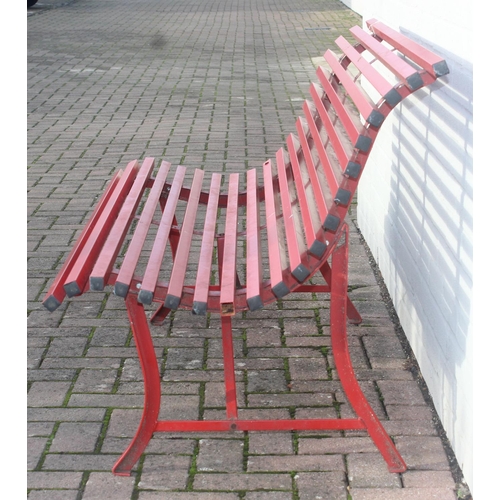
[292,264,310,283]
[310,240,327,258]
[272,281,290,299]
[63,281,81,298]
[165,294,181,310]
[334,189,351,207]
[434,60,450,77]
[43,295,61,312]
[323,214,341,232]
[367,109,385,128]
[355,135,372,152]
[137,289,153,305]
[192,301,207,315]
[345,162,361,179]
[247,295,264,311]
[384,88,402,107]
[114,282,129,298]
[407,72,424,91]
[90,276,104,292]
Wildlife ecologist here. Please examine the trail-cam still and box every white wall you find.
[340,0,473,493]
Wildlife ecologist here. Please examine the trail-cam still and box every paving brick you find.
[50,422,102,453]
[28,381,72,407]
[29,491,79,500]
[27,471,83,489]
[82,472,135,500]
[193,473,292,491]
[247,454,344,472]
[197,438,245,472]
[350,488,457,499]
[295,471,348,500]
[138,455,192,490]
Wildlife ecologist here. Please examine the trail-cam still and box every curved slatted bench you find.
[43,19,449,476]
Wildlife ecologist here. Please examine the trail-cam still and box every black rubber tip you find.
[334,188,351,207]
[345,162,361,179]
[310,240,327,258]
[63,281,81,298]
[90,276,104,292]
[355,135,372,152]
[292,264,310,283]
[247,295,264,311]
[43,295,61,312]
[407,72,424,91]
[165,294,181,310]
[114,282,130,298]
[323,214,340,232]
[137,289,153,305]
[272,281,290,299]
[192,301,207,315]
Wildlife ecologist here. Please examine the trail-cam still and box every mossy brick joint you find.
[43,19,449,476]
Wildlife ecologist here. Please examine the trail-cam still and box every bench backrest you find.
[43,20,449,315]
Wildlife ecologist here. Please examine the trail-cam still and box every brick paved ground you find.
[28,0,463,498]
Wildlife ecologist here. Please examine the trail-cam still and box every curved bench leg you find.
[112,295,161,476]
[330,226,406,473]
[320,262,362,324]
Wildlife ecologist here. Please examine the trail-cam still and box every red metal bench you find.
[42,19,449,476]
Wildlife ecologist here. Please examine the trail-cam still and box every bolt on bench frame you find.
[43,19,449,476]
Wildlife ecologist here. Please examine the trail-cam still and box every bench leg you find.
[330,225,406,473]
[112,295,161,476]
[320,262,362,325]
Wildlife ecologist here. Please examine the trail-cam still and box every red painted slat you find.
[323,49,380,126]
[42,170,123,311]
[366,19,449,78]
[335,35,402,106]
[295,117,328,222]
[286,134,317,249]
[192,173,222,315]
[303,97,343,188]
[63,160,140,298]
[245,168,263,310]
[220,173,240,315]
[275,148,302,275]
[164,169,205,309]
[90,157,156,291]
[350,25,424,90]
[138,165,186,305]
[316,65,359,145]
[114,161,172,298]
[262,160,285,291]
[308,82,351,172]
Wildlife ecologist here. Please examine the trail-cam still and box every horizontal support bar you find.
[155,418,366,432]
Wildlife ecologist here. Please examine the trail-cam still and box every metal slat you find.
[350,25,424,90]
[114,161,172,298]
[286,134,317,248]
[308,82,349,169]
[42,170,123,311]
[245,168,264,310]
[138,165,186,305]
[323,49,384,127]
[164,169,205,310]
[366,19,449,78]
[262,160,287,292]
[192,173,222,315]
[90,157,156,291]
[335,36,402,107]
[220,173,240,316]
[303,97,343,190]
[63,160,140,298]
[295,117,329,224]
